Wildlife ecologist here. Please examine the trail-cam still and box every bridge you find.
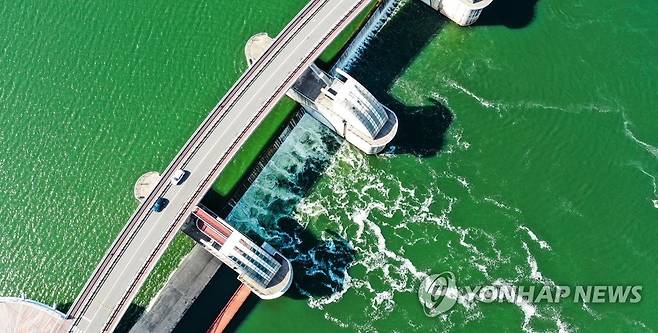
[58,0,372,332]
[0,0,498,331]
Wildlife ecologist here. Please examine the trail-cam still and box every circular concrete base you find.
[134,171,160,201]
[0,297,68,332]
[245,33,273,66]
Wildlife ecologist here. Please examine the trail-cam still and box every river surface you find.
[1,0,656,332]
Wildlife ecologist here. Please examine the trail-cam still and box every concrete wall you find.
[130,245,222,333]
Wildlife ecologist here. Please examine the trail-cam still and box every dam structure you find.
[419,0,494,26]
[191,206,292,299]
[246,33,398,155]
[1,0,376,332]
[1,0,490,332]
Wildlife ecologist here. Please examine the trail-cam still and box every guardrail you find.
[103,1,368,331]
[65,0,327,327]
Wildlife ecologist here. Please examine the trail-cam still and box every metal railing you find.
[104,1,367,328]
[66,0,371,331]
[66,0,327,328]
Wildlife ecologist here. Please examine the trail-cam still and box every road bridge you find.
[59,1,372,331]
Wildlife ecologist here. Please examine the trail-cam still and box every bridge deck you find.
[64,1,371,332]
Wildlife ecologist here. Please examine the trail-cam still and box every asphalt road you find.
[63,0,371,332]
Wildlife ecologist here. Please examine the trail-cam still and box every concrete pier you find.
[418,0,493,26]
[188,206,293,300]
[133,172,160,201]
[246,33,398,154]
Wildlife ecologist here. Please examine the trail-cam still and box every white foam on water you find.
[489,280,542,333]
[228,107,573,332]
[558,198,584,218]
[295,146,452,326]
[430,91,451,108]
[452,128,471,151]
[483,280,571,333]
[483,196,522,214]
[630,163,658,209]
[456,176,470,189]
[426,197,498,265]
[422,192,511,281]
[296,197,329,219]
[520,101,570,113]
[518,296,540,333]
[443,78,502,113]
[308,273,353,309]
[580,303,599,319]
[323,313,349,328]
[351,209,368,242]
[372,290,396,314]
[522,242,553,285]
[622,112,658,159]
[394,78,432,107]
[629,319,650,331]
[366,217,425,281]
[472,262,489,275]
[481,56,502,72]
[556,317,571,333]
[519,241,573,333]
[518,225,552,250]
[514,101,616,115]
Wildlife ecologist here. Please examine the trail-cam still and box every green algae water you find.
[1,1,657,333]
[0,0,309,312]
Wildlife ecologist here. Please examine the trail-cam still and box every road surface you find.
[63,0,371,332]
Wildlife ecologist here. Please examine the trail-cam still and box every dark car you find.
[152,197,168,212]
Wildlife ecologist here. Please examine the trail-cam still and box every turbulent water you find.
[229,1,658,332]
[0,0,308,309]
[1,0,656,332]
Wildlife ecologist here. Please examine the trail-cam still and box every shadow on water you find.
[202,186,235,217]
[385,98,453,157]
[348,1,453,157]
[475,0,540,29]
[276,220,356,299]
[222,292,260,333]
[171,266,245,333]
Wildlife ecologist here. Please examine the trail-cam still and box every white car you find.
[170,169,187,185]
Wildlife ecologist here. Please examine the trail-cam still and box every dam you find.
[2,1,375,331]
[246,33,398,155]
[0,0,494,332]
